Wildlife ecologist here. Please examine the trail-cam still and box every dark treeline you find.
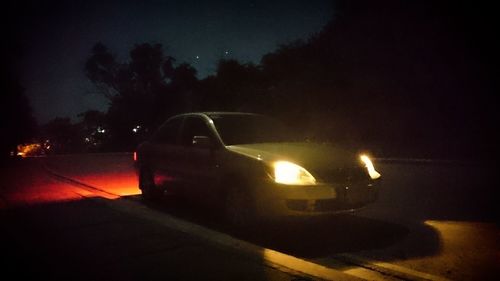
[12,0,497,161]
[0,26,37,161]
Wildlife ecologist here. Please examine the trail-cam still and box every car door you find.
[147,116,185,188]
[178,116,220,201]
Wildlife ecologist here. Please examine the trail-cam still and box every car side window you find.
[180,117,213,147]
[152,117,183,145]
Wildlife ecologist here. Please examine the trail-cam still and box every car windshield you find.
[209,114,297,145]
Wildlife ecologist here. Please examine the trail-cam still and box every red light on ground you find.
[77,171,139,197]
[133,151,137,161]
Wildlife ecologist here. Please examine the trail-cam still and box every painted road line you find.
[336,254,452,281]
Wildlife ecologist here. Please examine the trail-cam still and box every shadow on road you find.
[137,194,441,261]
[1,197,305,281]
[239,214,413,258]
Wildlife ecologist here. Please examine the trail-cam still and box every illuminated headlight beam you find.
[273,161,316,186]
[360,155,381,180]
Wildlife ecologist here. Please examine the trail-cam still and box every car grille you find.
[286,190,377,213]
[315,199,368,212]
[315,166,370,184]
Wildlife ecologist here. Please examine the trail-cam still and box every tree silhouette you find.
[1,48,37,159]
[197,59,267,113]
[253,0,497,159]
[85,42,120,100]
[85,42,198,150]
[80,1,495,159]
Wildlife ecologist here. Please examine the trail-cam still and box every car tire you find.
[224,184,258,228]
[139,167,163,201]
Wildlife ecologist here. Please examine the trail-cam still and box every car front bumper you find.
[254,179,380,217]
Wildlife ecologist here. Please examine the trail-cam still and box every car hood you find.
[226,142,359,170]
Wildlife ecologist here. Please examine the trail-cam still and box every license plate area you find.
[341,184,372,204]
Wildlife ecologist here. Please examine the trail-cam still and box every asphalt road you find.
[0,158,333,281]
[1,154,498,280]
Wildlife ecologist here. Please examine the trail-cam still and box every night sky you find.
[9,0,333,124]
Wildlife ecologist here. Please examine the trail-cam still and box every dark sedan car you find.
[135,112,381,225]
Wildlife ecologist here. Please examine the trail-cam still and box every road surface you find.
[1,154,498,280]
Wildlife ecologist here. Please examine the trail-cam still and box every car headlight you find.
[360,155,381,180]
[273,161,316,185]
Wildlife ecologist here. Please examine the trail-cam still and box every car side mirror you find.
[192,136,212,149]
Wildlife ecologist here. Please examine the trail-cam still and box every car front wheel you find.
[225,184,258,228]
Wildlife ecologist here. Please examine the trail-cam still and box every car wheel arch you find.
[138,165,164,201]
